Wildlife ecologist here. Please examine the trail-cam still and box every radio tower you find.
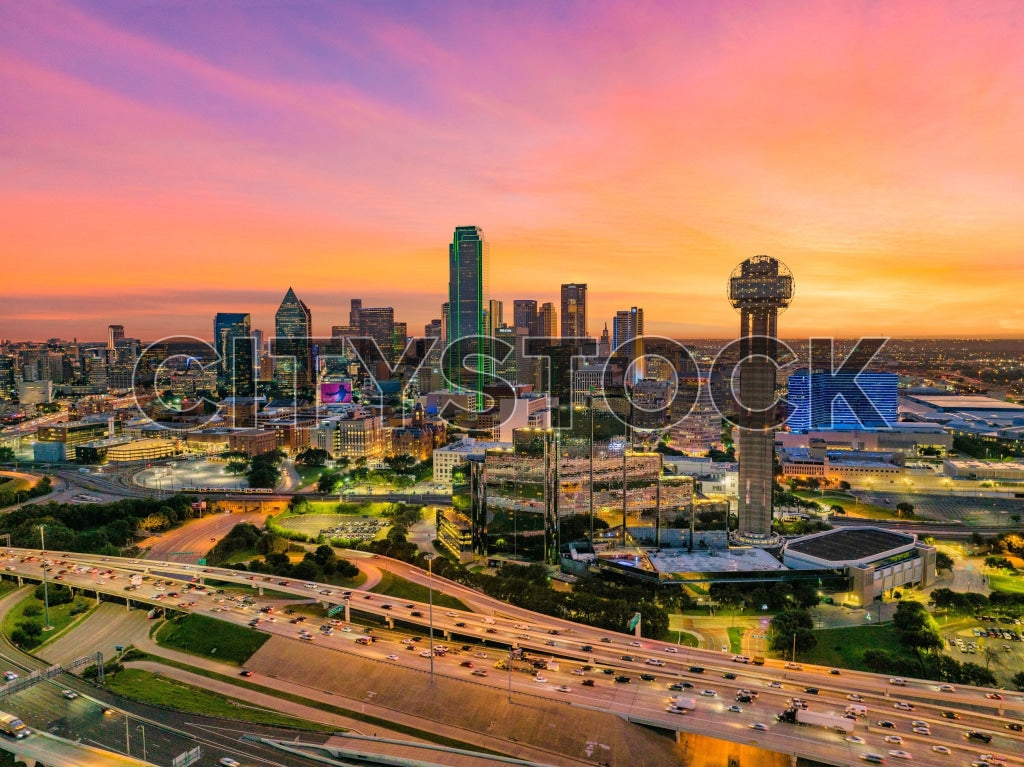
[728,256,794,544]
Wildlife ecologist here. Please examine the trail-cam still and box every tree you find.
[296,448,329,467]
[313,544,337,570]
[769,609,816,655]
[829,504,845,515]
[0,447,15,463]
[292,558,319,581]
[1012,670,1024,692]
[896,502,915,518]
[317,471,341,494]
[935,551,954,572]
[982,644,1005,671]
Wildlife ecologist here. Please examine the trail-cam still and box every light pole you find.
[39,525,53,631]
[424,553,436,685]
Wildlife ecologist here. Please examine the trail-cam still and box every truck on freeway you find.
[795,708,854,734]
[669,696,697,711]
[777,707,854,734]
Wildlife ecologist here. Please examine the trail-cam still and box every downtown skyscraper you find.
[214,312,254,397]
[447,226,489,407]
[560,283,587,339]
[274,287,313,395]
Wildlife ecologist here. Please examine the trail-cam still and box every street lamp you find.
[38,525,53,631]
[424,553,436,685]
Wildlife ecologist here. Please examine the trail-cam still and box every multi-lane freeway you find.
[1,548,1021,766]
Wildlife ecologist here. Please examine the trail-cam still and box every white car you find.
[845,736,866,744]
[419,650,432,657]
[884,735,903,745]
[847,693,863,702]
[556,685,570,693]
[62,689,78,700]
[931,746,951,755]
[887,750,912,760]
[385,654,399,660]
[534,676,547,683]
[445,611,457,617]
[938,684,956,692]
[664,647,679,653]
[630,640,642,647]
[2,671,18,681]
[912,727,930,735]
[894,702,914,711]
[749,723,769,732]
[701,689,717,697]
[727,705,742,713]
[218,760,241,767]
[645,658,664,666]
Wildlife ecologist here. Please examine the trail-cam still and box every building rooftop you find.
[905,394,1024,412]
[785,527,915,563]
[647,547,788,574]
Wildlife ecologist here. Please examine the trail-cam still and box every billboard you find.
[320,381,352,403]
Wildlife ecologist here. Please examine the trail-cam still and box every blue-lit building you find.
[787,369,897,433]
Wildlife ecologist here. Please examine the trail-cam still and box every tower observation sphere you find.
[728,255,794,313]
[728,255,794,545]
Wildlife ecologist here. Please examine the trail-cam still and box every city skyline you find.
[3,1,1024,340]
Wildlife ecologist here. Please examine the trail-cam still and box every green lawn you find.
[369,569,467,611]
[988,571,1024,594]
[793,491,902,519]
[1,590,94,650]
[727,626,744,654]
[106,668,331,730]
[0,478,33,494]
[795,624,918,670]
[154,613,269,665]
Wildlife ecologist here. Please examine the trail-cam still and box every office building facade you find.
[787,369,898,433]
[560,283,588,339]
[274,287,313,394]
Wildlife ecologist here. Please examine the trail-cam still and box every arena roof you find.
[785,527,915,563]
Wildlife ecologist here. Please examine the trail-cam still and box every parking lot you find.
[946,615,1024,685]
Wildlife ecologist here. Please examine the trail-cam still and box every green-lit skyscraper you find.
[447,226,490,408]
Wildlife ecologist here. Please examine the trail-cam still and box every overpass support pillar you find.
[385,616,393,630]
[13,753,37,767]
[257,585,263,596]
[126,599,131,612]
[95,590,101,605]
[444,629,451,640]
[16,576,21,586]
[345,602,350,623]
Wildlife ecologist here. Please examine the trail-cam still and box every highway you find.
[1,548,1021,766]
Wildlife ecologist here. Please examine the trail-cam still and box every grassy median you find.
[154,613,268,665]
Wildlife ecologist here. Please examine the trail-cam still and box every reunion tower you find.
[728,256,794,543]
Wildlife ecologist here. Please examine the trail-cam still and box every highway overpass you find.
[1,548,1022,766]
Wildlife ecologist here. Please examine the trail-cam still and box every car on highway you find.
[931,746,951,755]
[893,702,914,711]
[61,689,78,700]
[534,676,547,683]
[912,727,930,736]
[2,671,17,681]
[749,723,769,732]
[984,693,1002,700]
[723,673,737,680]
[877,721,896,729]
[664,646,679,653]
[472,669,488,677]
[614,676,631,684]
[767,681,782,689]
[556,685,570,693]
[1006,723,1023,732]
[640,674,656,681]
[701,689,717,697]
[803,687,819,695]
[938,684,956,692]
[581,679,595,687]
[669,682,693,690]
[646,658,664,666]
[620,655,634,662]
[829,668,841,675]
[727,705,742,713]
[386,654,399,661]
[630,640,642,647]
[845,736,865,744]
[887,750,912,760]
[965,731,992,743]
[239,669,253,677]
[883,736,903,745]
[847,693,863,702]
[784,662,802,670]
[218,759,240,767]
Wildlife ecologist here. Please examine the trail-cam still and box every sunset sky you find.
[3,0,1024,342]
